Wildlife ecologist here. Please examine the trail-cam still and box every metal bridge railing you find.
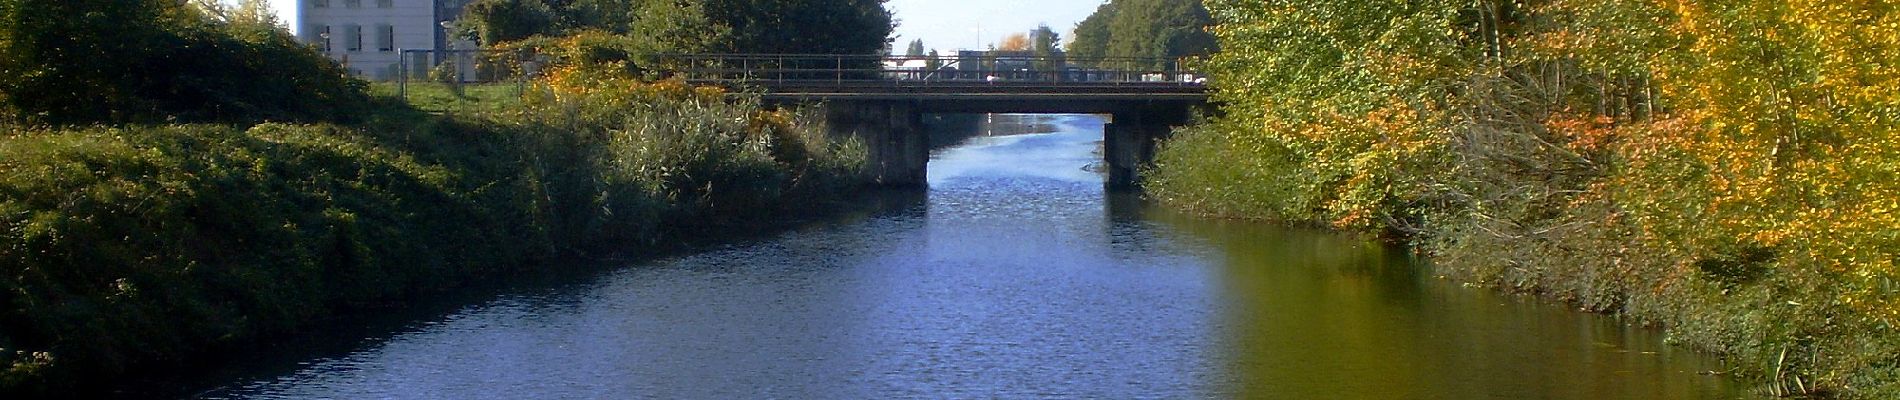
[651,54,1206,88]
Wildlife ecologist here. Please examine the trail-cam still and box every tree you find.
[1031,24,1060,54]
[1068,1,1115,66]
[1032,23,1062,71]
[548,0,638,33]
[905,38,925,57]
[702,0,893,55]
[925,49,941,71]
[1068,0,1214,69]
[1104,0,1214,69]
[462,0,893,56]
[0,0,368,124]
[0,0,181,122]
[997,33,1030,51]
[627,0,727,54]
[191,0,280,29]
[452,0,639,44]
[462,0,559,45]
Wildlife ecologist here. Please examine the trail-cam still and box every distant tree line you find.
[1067,0,1216,69]
[459,0,893,55]
[0,0,885,395]
[0,0,892,126]
[905,38,925,57]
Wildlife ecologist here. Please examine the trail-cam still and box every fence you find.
[654,54,1205,87]
[394,49,542,107]
[383,51,1202,108]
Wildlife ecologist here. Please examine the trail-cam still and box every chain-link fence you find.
[394,49,543,110]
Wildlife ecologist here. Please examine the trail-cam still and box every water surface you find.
[199,115,1751,399]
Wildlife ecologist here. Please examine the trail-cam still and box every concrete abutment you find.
[1105,106,1190,189]
[824,101,929,186]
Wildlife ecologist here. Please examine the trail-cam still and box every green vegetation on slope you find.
[0,0,884,396]
[0,0,369,125]
[0,85,865,396]
[373,82,524,114]
[0,71,867,400]
[1151,0,1900,397]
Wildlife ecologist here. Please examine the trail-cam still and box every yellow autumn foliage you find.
[1159,0,1900,396]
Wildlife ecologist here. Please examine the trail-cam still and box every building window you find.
[344,0,361,8]
[345,24,362,52]
[318,25,332,52]
[377,0,393,8]
[313,0,329,7]
[377,25,394,52]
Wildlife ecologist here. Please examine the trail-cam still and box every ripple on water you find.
[196,114,1751,400]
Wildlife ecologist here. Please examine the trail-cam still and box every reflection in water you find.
[1160,215,1739,399]
[198,115,1751,399]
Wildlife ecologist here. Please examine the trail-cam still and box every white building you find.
[272,0,472,80]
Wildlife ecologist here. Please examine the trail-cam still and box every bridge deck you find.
[668,54,1209,113]
[665,54,1205,185]
[728,81,1203,98]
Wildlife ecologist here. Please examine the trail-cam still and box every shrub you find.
[0,0,370,125]
[0,31,869,395]
[1155,0,1900,396]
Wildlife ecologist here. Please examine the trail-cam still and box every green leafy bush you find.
[0,29,868,397]
[1152,0,1900,397]
[0,0,370,125]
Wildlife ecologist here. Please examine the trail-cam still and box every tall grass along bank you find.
[1151,0,1899,397]
[0,81,866,397]
[0,1,889,395]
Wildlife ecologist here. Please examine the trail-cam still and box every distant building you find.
[275,0,474,80]
[881,58,930,80]
[947,50,1035,80]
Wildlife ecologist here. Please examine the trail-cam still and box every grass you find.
[369,82,525,115]
[0,81,868,397]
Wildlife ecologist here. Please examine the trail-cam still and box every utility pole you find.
[974,24,983,52]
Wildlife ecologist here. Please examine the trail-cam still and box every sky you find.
[263,0,297,34]
[260,0,1110,51]
[887,0,1106,53]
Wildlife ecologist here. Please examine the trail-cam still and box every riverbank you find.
[190,114,1746,398]
[1147,2,1899,398]
[0,78,868,397]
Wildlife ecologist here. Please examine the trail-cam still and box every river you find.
[195,114,1752,399]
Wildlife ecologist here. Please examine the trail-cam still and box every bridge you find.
[661,54,1210,187]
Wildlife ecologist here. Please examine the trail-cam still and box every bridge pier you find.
[823,100,929,186]
[1105,107,1190,189]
